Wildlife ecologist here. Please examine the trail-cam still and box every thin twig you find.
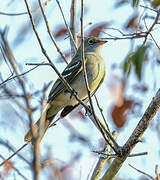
[76,22,92,37]
[144,19,160,50]
[1,0,97,166]
[80,0,118,154]
[24,0,92,114]
[26,62,49,66]
[94,94,110,132]
[140,5,158,13]
[0,11,28,16]
[0,143,28,166]
[0,72,13,86]
[38,0,68,64]
[24,0,119,156]
[0,0,51,16]
[0,154,28,180]
[93,151,147,158]
[90,131,117,180]
[0,44,13,75]
[0,64,41,87]
[155,165,160,180]
[1,21,35,148]
[31,88,48,180]
[55,0,77,52]
[102,33,146,40]
[80,0,91,113]
[102,88,160,179]
[127,152,148,157]
[104,27,126,36]
[104,28,150,37]
[129,164,155,180]
[25,4,117,156]
[0,139,31,166]
[88,114,119,152]
[1,6,40,178]
[32,135,40,180]
[142,9,160,45]
[80,0,102,146]
[136,8,145,33]
[70,0,78,56]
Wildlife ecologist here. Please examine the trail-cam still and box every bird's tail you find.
[24,114,56,143]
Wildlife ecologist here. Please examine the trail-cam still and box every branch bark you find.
[70,0,78,56]
[102,88,160,180]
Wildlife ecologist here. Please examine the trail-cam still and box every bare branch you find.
[0,143,28,166]
[38,0,68,64]
[93,151,147,158]
[102,32,146,40]
[144,19,160,50]
[155,165,160,180]
[102,88,160,180]
[70,0,78,56]
[129,164,155,180]
[55,0,78,53]
[0,154,28,180]
[80,0,120,154]
[0,64,41,88]
[90,131,117,180]
[94,94,110,132]
[0,139,30,166]
[127,152,148,157]
[0,0,51,16]
[142,9,160,45]
[0,23,35,147]
[140,5,158,13]
[24,0,93,116]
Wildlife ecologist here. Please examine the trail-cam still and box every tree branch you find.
[38,0,68,64]
[142,9,160,46]
[55,0,77,53]
[102,88,160,180]
[90,131,117,180]
[70,0,78,56]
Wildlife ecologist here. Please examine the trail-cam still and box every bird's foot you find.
[70,89,78,99]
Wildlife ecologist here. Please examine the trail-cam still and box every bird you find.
[24,36,107,143]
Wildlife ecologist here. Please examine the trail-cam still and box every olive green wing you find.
[48,55,83,102]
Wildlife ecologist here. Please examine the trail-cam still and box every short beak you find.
[98,40,108,46]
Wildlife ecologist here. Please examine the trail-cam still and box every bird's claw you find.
[70,89,77,99]
[85,105,92,116]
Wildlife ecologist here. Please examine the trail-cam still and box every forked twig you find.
[55,0,77,52]
[0,154,28,180]
[0,0,51,16]
[129,164,155,180]
[80,0,119,154]
[0,143,28,166]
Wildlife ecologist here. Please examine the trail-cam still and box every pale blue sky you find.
[0,0,160,179]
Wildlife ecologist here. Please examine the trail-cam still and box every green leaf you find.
[152,0,160,8]
[123,56,132,77]
[132,0,139,7]
[123,46,147,80]
[132,46,147,80]
[156,59,160,64]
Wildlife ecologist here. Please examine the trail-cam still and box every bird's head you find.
[82,37,107,54]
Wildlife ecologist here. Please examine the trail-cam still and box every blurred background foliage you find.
[0,0,160,179]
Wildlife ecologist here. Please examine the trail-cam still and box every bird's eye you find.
[88,39,95,45]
